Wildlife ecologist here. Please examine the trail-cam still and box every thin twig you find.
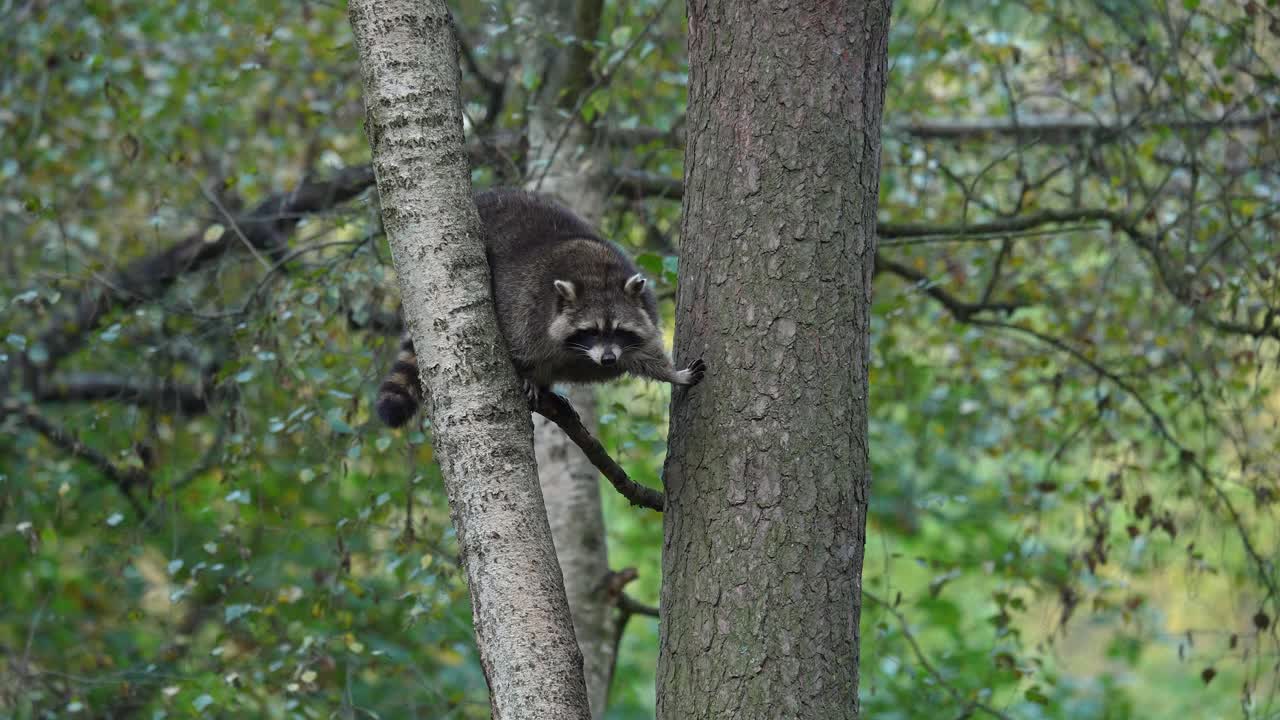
[1,400,147,518]
[35,372,211,415]
[875,253,1027,321]
[864,590,1015,720]
[531,0,675,192]
[969,317,1280,605]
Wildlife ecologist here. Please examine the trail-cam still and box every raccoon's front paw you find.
[521,378,544,405]
[675,358,707,387]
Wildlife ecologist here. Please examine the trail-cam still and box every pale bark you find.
[533,386,615,716]
[348,2,591,718]
[518,0,619,713]
[657,2,892,719]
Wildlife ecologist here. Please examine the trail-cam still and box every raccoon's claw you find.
[521,379,543,405]
[676,358,707,387]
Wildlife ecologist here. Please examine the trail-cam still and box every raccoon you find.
[375,189,705,428]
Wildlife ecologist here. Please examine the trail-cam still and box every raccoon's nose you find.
[600,350,617,366]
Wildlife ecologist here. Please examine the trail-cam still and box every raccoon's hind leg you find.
[375,335,423,427]
[622,348,706,387]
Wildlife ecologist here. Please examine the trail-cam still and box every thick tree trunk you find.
[657,2,892,718]
[517,1,619,715]
[348,2,591,718]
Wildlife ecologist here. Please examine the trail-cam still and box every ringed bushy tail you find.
[375,334,421,427]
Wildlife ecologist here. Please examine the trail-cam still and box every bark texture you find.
[534,385,616,715]
[525,92,617,720]
[348,2,591,718]
[657,2,892,718]
[518,0,619,714]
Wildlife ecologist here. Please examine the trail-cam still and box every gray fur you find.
[375,189,705,427]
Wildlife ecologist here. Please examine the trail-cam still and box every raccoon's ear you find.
[624,273,647,296]
[553,280,577,302]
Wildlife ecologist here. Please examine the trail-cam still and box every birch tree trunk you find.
[657,1,892,718]
[517,0,620,715]
[348,2,591,718]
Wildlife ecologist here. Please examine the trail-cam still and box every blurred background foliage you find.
[1,0,1278,717]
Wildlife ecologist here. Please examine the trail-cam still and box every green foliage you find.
[2,0,1277,718]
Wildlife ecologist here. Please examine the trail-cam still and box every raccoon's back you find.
[474,189,602,257]
[472,189,652,362]
[474,189,643,284]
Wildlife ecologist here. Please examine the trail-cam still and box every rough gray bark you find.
[657,2,892,718]
[348,2,591,718]
[518,0,619,712]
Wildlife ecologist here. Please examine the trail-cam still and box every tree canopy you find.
[2,0,1278,717]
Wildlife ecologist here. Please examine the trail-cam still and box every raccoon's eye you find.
[614,329,644,348]
[565,330,597,349]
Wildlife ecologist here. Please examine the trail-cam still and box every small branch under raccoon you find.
[618,594,660,618]
[531,392,664,512]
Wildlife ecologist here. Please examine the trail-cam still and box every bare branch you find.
[967,317,1280,606]
[879,208,1124,241]
[876,234,1280,606]
[887,111,1279,143]
[1113,221,1280,343]
[604,124,686,148]
[602,567,651,709]
[530,391,664,511]
[1,400,148,518]
[601,187,1279,344]
[600,566,639,603]
[34,165,376,371]
[35,373,212,416]
[610,169,683,200]
[454,25,505,128]
[874,253,1027,321]
[618,594,659,618]
[602,111,1278,149]
[864,590,1015,720]
[881,208,1280,342]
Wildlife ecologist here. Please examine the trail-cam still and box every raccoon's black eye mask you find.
[564,328,644,349]
[565,330,600,349]
[613,329,644,348]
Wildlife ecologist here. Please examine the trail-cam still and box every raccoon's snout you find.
[587,344,622,366]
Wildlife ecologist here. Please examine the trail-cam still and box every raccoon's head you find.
[549,273,658,367]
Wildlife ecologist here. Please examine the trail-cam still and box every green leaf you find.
[326,408,354,434]
[635,252,663,276]
[224,604,253,623]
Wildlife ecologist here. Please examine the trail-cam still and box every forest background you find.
[2,0,1279,717]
